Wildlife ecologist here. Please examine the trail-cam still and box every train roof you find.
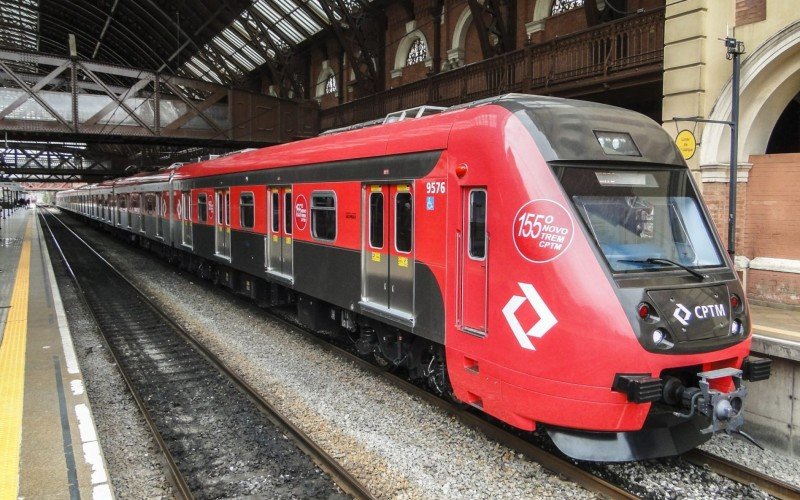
[94,94,683,187]
[489,94,683,166]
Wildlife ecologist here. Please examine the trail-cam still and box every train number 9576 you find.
[425,181,446,194]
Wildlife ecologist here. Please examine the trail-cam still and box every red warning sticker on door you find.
[295,194,308,231]
[512,199,574,263]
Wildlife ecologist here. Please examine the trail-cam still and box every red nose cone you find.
[455,163,468,178]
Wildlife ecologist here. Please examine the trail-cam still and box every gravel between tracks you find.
[46,227,174,498]
[62,214,800,499]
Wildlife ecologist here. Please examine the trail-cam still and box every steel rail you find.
[684,449,800,500]
[40,207,375,500]
[38,209,194,500]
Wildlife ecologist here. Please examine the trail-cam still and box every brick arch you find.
[532,0,555,22]
[451,6,473,55]
[394,29,430,71]
[701,20,800,168]
[314,61,336,98]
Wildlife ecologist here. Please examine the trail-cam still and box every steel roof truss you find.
[0,61,69,120]
[0,60,73,131]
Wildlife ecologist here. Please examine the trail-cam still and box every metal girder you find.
[0,59,74,131]
[243,7,305,98]
[467,0,517,57]
[316,0,386,96]
[0,49,314,145]
[79,62,156,134]
[0,61,70,120]
[0,142,118,182]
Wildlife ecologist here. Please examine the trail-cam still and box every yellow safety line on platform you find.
[0,218,33,500]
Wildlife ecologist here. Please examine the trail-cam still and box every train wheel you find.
[424,345,460,404]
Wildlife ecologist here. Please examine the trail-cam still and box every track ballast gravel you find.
[58,212,800,498]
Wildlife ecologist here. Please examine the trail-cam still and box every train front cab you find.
[443,95,772,462]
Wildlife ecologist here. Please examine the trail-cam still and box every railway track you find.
[39,208,374,500]
[50,207,800,500]
[684,449,800,500]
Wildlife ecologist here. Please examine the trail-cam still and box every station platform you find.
[0,208,112,499]
[750,304,800,361]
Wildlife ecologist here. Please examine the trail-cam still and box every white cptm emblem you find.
[502,282,557,351]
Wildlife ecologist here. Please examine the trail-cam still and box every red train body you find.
[57,94,771,461]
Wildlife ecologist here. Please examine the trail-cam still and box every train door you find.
[115,194,122,226]
[265,186,293,278]
[215,189,231,258]
[362,185,389,308]
[361,183,414,318]
[156,194,164,238]
[459,188,488,335]
[181,191,192,247]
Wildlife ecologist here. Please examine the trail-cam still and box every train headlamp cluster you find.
[730,319,744,336]
[593,131,641,157]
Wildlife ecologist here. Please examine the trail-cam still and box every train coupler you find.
[671,367,747,435]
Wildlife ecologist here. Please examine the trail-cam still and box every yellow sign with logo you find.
[676,130,697,160]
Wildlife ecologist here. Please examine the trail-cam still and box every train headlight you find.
[730,294,744,313]
[652,328,667,346]
[730,319,744,336]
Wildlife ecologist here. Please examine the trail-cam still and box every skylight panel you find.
[189,56,212,75]
[241,45,266,65]
[253,1,283,24]
[275,20,303,44]
[307,0,337,22]
[230,52,256,71]
[212,36,237,55]
[291,10,322,34]
[222,27,248,48]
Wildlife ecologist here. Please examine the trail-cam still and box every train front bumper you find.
[546,356,772,462]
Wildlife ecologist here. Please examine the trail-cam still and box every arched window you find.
[551,0,584,15]
[406,38,428,66]
[324,73,337,95]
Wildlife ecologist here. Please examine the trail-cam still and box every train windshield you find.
[558,167,724,272]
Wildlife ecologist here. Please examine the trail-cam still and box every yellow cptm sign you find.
[676,129,697,160]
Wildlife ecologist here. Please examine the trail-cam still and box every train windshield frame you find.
[556,166,725,273]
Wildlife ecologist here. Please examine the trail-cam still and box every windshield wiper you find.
[619,258,706,281]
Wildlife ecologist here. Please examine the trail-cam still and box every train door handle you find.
[384,283,387,290]
[391,285,395,293]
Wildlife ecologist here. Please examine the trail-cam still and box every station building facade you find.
[663,0,800,306]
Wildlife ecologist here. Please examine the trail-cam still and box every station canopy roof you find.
[0,0,365,85]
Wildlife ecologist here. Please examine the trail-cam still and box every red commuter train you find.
[57,94,772,461]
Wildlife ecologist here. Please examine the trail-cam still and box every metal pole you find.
[725,37,745,257]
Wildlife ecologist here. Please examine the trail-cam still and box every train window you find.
[311,192,336,241]
[131,193,140,212]
[145,194,155,214]
[284,191,292,235]
[240,192,255,229]
[559,167,724,272]
[198,193,208,222]
[468,190,487,259]
[271,191,280,233]
[395,191,412,253]
[369,192,384,248]
[225,192,230,226]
